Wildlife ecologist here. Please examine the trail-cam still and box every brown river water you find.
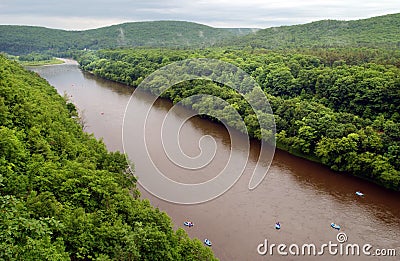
[30,60,399,260]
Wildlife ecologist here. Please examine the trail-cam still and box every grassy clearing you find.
[20,58,65,66]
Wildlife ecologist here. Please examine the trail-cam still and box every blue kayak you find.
[331,223,341,230]
[204,239,212,246]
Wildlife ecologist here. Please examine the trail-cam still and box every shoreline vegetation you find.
[76,48,400,191]
[20,57,65,66]
[5,52,65,66]
[0,55,218,260]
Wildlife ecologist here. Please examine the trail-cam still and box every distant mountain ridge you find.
[222,13,400,49]
[0,13,399,55]
[0,21,257,55]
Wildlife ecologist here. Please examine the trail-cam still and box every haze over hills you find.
[0,13,399,56]
[223,13,400,49]
[0,21,256,55]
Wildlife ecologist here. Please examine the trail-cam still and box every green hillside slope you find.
[0,21,255,55]
[0,55,217,260]
[1,13,399,55]
[222,13,400,49]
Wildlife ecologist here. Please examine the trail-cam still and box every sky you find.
[1,0,400,30]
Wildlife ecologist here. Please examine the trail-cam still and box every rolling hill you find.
[222,13,400,49]
[1,13,399,56]
[0,21,256,55]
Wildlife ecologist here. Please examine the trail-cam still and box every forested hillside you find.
[0,55,217,260]
[0,21,255,55]
[221,13,400,49]
[2,13,400,57]
[77,48,400,191]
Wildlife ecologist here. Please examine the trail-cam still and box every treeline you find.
[0,55,217,260]
[293,48,400,68]
[12,52,53,61]
[0,22,253,56]
[4,52,65,67]
[2,13,400,57]
[221,13,400,49]
[77,48,400,190]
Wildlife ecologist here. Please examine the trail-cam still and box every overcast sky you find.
[1,0,399,30]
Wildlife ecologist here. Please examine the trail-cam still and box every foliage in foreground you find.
[0,55,217,260]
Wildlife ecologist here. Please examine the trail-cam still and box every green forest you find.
[77,47,400,191]
[0,21,254,55]
[1,12,400,260]
[0,55,217,260]
[221,13,400,49]
[2,13,400,56]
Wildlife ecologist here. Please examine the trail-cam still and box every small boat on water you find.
[275,222,281,230]
[331,223,341,230]
[204,239,212,246]
[355,191,364,196]
[183,221,193,227]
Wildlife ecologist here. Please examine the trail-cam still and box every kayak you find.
[183,221,193,227]
[331,223,341,230]
[204,239,212,246]
[355,191,364,196]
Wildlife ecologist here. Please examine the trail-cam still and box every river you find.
[30,60,400,260]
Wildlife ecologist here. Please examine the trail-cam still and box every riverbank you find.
[5,53,66,66]
[19,57,65,66]
[79,65,400,192]
[76,48,400,192]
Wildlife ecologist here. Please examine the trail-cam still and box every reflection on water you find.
[30,61,400,260]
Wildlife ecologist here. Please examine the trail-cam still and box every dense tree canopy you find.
[2,12,400,259]
[1,13,400,59]
[0,55,217,260]
[0,22,253,56]
[220,13,400,50]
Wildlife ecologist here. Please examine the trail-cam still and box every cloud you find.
[0,0,399,29]
[0,14,129,30]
